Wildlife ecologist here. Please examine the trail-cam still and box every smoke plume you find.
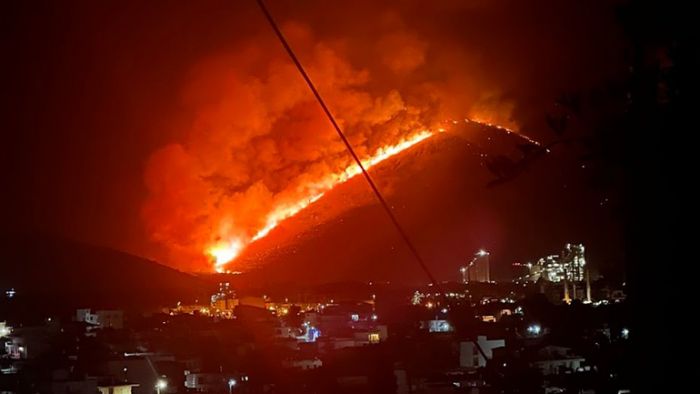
[142,0,623,271]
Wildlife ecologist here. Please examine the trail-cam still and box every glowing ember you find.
[208,129,437,271]
[464,117,541,146]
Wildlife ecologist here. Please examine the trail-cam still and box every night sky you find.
[3,1,627,282]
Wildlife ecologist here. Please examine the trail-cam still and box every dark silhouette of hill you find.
[0,233,210,315]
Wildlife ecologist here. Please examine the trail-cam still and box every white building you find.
[76,309,124,329]
[460,336,505,368]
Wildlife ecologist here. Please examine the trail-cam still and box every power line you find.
[255,0,439,287]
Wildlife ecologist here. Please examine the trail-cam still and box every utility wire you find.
[255,2,492,360]
[255,0,439,287]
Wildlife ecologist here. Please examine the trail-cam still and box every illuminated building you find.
[526,243,586,282]
[460,249,490,283]
[299,323,321,342]
[368,332,381,344]
[211,282,236,305]
[426,320,453,333]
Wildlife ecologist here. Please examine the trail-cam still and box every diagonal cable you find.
[255,0,439,287]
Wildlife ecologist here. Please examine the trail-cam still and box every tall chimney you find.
[586,269,592,303]
[563,269,571,304]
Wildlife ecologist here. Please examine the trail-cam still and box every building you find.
[76,309,124,329]
[97,382,139,394]
[3,324,57,360]
[185,372,238,392]
[210,282,238,317]
[461,250,490,283]
[424,320,453,333]
[106,354,183,394]
[525,243,587,282]
[530,346,586,375]
[460,336,505,368]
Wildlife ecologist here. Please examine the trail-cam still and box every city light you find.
[155,379,167,394]
[527,324,542,336]
[621,328,629,339]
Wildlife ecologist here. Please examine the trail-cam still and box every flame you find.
[208,239,243,273]
[465,117,540,146]
[208,129,438,271]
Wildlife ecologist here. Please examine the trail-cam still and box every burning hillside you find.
[141,17,516,272]
[140,0,617,273]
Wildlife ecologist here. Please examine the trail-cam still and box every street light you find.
[228,378,237,394]
[155,379,167,394]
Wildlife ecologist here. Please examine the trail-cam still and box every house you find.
[530,345,585,375]
[460,336,505,368]
[76,309,124,330]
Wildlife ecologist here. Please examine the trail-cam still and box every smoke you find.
[142,0,624,271]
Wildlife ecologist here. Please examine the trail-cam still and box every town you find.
[1,245,631,393]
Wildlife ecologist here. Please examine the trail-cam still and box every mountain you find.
[230,123,624,285]
[0,233,210,315]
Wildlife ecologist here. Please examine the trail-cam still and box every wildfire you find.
[208,239,243,272]
[208,129,437,272]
